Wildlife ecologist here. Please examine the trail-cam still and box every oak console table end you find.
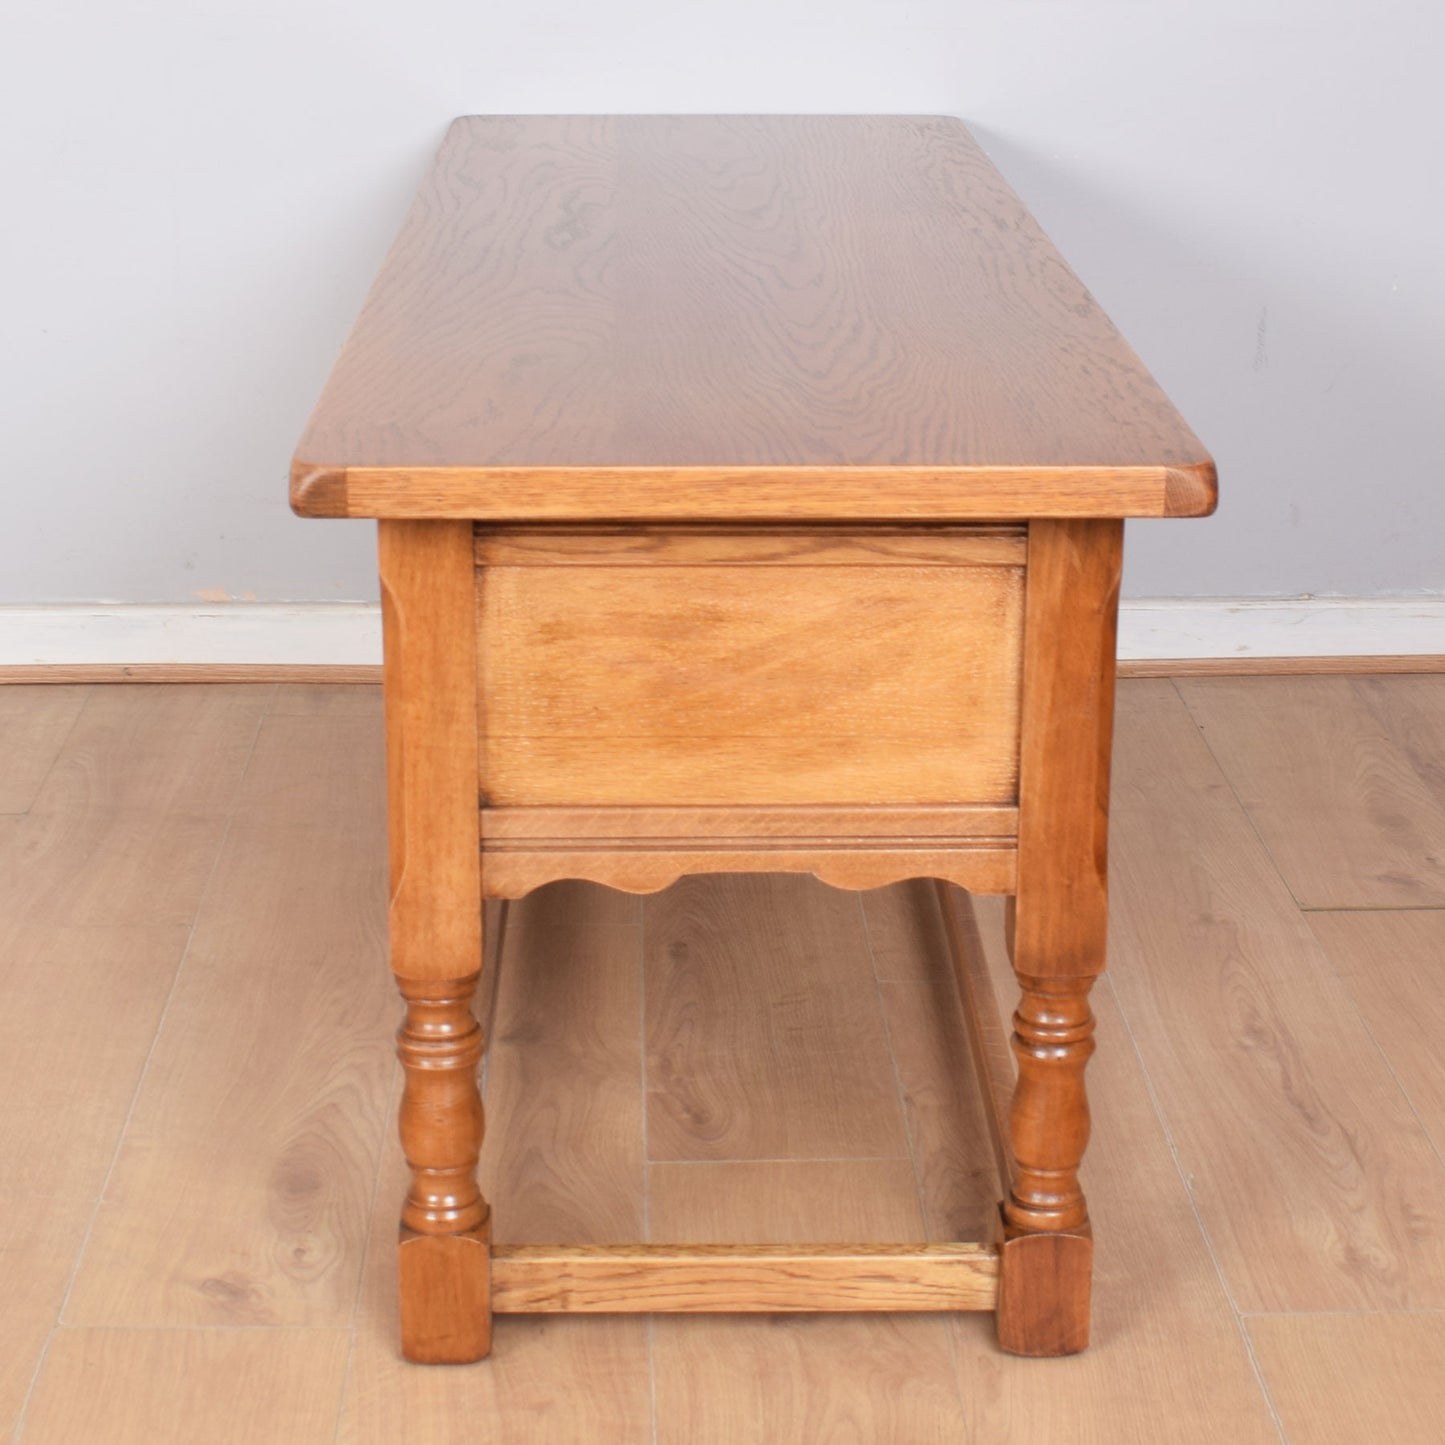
[291,114,1215,1364]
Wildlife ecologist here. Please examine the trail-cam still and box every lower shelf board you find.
[489,1242,1000,1313]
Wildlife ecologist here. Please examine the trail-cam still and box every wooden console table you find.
[291,115,1215,1363]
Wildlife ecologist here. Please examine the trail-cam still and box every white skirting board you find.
[0,598,1442,667]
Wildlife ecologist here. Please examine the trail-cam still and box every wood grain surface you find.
[647,1158,926,1245]
[643,874,911,1162]
[945,901,1281,1443]
[647,1122,972,1445]
[491,1243,997,1312]
[379,520,485,982]
[0,1202,97,1439]
[20,1328,350,1445]
[478,914,646,1245]
[0,927,189,1203]
[65,713,395,1328]
[0,686,87,812]
[20,682,1428,1439]
[1307,908,1445,1157]
[1013,518,1122,979]
[934,884,1016,1194]
[1108,681,1445,1311]
[475,529,1024,809]
[0,685,269,929]
[1246,1314,1445,1445]
[1179,674,1445,907]
[11,655,1445,688]
[291,115,1214,522]
[340,912,653,1443]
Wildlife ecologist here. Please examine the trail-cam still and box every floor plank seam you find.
[11,701,268,1442]
[1299,904,1445,914]
[1239,1307,1445,1317]
[1168,679,1315,917]
[1101,974,1291,1444]
[11,1323,358,1333]
[1162,680,1445,1245]
[1302,927,1445,1179]
[2,683,92,818]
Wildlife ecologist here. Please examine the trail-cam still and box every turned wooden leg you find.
[397,972,491,1362]
[380,518,492,1363]
[997,516,1121,1356]
[1004,976,1095,1235]
[997,971,1096,1356]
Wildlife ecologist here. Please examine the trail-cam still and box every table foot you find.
[996,1228,1093,1356]
[396,972,492,1362]
[399,1221,493,1362]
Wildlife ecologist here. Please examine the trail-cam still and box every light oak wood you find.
[0,926,188,1201]
[378,519,492,1361]
[7,684,1396,1439]
[0,665,384,686]
[395,975,486,1238]
[9,654,1444,689]
[397,1224,491,1364]
[481,803,1018,841]
[0,685,86,811]
[379,521,485,983]
[1246,1313,1445,1445]
[506,876,641,931]
[873,976,1003,1246]
[291,116,1214,522]
[267,682,385,717]
[1109,680,1445,1311]
[476,529,1024,808]
[653,1314,969,1445]
[996,1229,1093,1357]
[304,464,1214,523]
[1179,674,1445,907]
[644,874,911,1162]
[1013,518,1122,980]
[945,900,1281,1442]
[1002,979,1095,1238]
[641,893,976,1436]
[980,518,1120,1353]
[476,523,1028,567]
[1307,908,1445,1158]
[648,1152,968,1444]
[0,688,284,1432]
[340,1311,651,1445]
[934,883,1016,1197]
[0,685,269,929]
[287,111,1219,1356]
[860,877,958,983]
[479,913,646,1246]
[1122,653,1445,678]
[0,1198,95,1440]
[481,842,1017,900]
[65,713,395,1328]
[21,1328,351,1445]
[491,1242,998,1312]
[647,1158,927,1245]
[342,1079,652,1443]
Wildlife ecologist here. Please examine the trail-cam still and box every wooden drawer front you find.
[475,528,1025,808]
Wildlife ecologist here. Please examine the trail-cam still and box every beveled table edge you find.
[290,459,1218,522]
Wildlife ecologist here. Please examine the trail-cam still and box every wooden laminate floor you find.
[2,678,1443,1443]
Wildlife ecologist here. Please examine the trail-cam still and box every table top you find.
[292,115,1215,522]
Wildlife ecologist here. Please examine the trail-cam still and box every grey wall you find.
[3,1,1439,603]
